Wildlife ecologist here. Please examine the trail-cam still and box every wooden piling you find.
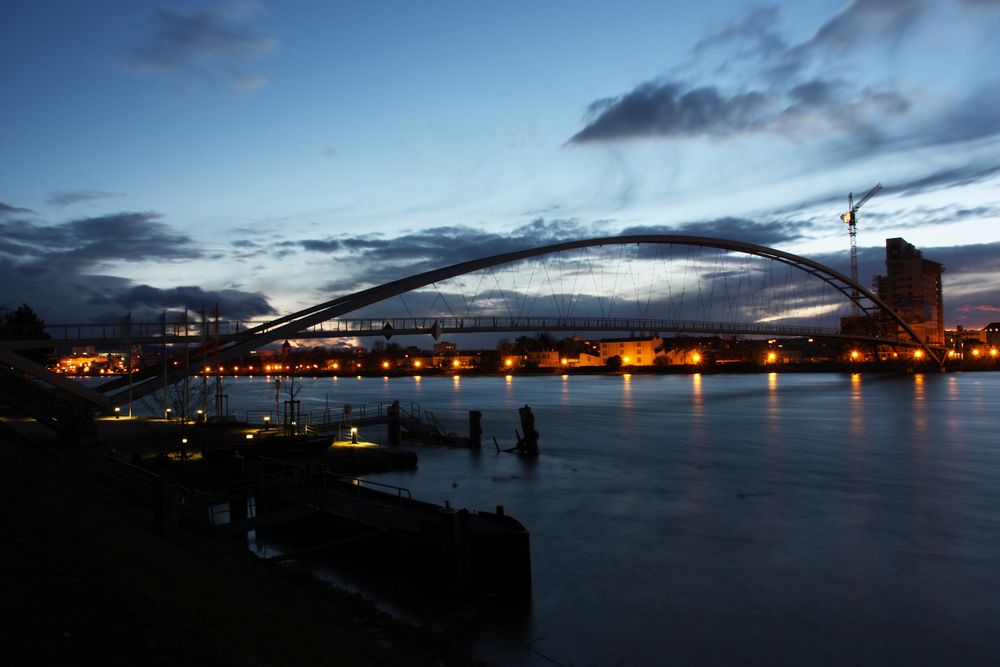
[518,404,539,457]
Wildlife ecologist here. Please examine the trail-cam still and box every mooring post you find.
[469,410,482,451]
[387,400,401,446]
[518,404,539,456]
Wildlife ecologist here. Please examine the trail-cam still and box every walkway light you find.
[114,406,120,419]
[165,408,172,419]
[263,415,270,430]
[245,433,254,440]
[350,426,359,444]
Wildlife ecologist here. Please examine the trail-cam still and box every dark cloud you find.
[133,3,277,90]
[320,218,597,293]
[571,83,768,142]
[300,239,342,253]
[48,190,123,206]
[569,2,925,144]
[620,218,807,246]
[0,201,33,217]
[0,210,275,322]
[0,212,201,266]
[889,162,1000,197]
[104,285,276,321]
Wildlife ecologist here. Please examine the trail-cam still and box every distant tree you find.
[605,355,623,371]
[1,303,52,364]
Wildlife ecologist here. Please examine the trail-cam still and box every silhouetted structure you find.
[874,238,944,346]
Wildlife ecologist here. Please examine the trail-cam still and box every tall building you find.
[873,237,944,346]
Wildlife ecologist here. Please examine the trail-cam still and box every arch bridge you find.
[1,235,942,414]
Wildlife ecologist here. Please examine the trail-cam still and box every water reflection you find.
[849,372,864,438]
[913,373,927,435]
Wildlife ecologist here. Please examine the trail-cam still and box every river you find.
[152,371,1000,665]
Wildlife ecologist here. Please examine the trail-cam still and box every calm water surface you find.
[171,372,1000,665]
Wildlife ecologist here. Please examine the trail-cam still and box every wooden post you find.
[518,404,539,457]
[387,400,401,446]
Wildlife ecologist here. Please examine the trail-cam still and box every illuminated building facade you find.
[873,237,944,346]
[985,323,1000,347]
[598,337,664,366]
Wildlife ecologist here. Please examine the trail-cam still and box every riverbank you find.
[0,421,480,666]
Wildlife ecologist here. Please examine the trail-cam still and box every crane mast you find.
[840,182,881,317]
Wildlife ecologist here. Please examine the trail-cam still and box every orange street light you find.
[692,352,701,364]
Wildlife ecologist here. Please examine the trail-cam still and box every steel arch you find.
[103,235,941,402]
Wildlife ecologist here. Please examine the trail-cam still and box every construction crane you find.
[840,182,881,316]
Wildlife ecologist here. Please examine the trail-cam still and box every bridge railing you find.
[42,315,846,342]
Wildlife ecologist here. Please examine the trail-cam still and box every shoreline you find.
[0,420,484,666]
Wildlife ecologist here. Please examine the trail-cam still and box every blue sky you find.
[2,0,1000,329]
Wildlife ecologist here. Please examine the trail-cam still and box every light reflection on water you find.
[103,372,1000,665]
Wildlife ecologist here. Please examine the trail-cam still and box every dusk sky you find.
[3,0,1000,329]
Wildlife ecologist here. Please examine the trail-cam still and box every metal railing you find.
[243,401,395,435]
